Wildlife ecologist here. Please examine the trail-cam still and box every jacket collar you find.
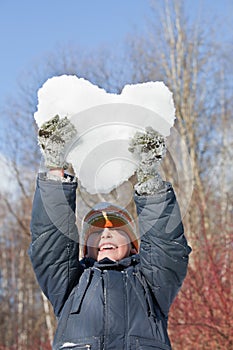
[81,254,140,270]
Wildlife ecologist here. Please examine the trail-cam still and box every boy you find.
[29,116,191,350]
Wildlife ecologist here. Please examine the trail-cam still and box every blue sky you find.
[0,0,149,105]
[0,0,232,108]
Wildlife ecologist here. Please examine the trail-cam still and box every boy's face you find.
[86,228,134,262]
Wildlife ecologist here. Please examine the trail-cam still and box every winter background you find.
[0,1,233,349]
[0,0,232,193]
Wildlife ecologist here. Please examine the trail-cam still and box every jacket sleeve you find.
[134,182,192,317]
[29,174,84,317]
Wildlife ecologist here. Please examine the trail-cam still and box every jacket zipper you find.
[102,271,107,350]
[122,270,129,350]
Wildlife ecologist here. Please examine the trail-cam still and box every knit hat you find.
[82,202,139,256]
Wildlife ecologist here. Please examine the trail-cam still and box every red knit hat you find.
[82,202,139,256]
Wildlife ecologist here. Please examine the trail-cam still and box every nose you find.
[101,228,113,239]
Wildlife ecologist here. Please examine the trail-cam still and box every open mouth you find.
[98,244,118,251]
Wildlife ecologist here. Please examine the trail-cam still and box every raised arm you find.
[135,183,191,316]
[29,116,83,317]
[29,174,83,317]
[129,127,191,316]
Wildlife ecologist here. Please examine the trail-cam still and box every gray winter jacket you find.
[29,175,191,350]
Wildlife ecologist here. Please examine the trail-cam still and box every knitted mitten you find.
[129,126,166,195]
[38,115,77,170]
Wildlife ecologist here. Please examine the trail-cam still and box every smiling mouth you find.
[98,244,118,251]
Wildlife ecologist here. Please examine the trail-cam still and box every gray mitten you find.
[129,126,166,195]
[38,115,77,169]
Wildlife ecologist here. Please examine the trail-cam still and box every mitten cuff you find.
[39,172,77,183]
[134,173,164,196]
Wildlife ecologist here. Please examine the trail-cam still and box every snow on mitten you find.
[38,115,77,170]
[129,127,166,195]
